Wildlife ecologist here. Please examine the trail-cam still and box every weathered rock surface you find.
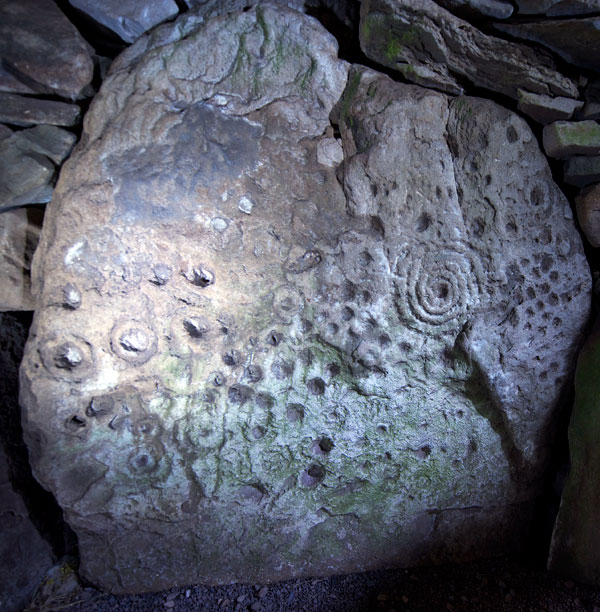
[0,209,43,311]
[0,125,76,209]
[565,155,600,186]
[549,318,600,585]
[517,0,600,15]
[543,121,600,159]
[496,18,600,73]
[0,0,94,100]
[576,184,600,247]
[0,94,81,128]
[68,0,180,44]
[436,0,514,19]
[21,5,590,594]
[359,0,578,99]
[518,89,583,125]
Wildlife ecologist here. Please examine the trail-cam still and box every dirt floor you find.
[24,555,600,612]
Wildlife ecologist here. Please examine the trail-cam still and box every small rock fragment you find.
[517,89,583,125]
[258,586,268,598]
[576,184,600,247]
[565,155,600,186]
[317,137,344,167]
[0,93,80,128]
[543,121,600,159]
[68,0,179,44]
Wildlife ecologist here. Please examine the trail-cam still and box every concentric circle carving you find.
[396,244,483,332]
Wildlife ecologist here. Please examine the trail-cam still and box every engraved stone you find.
[20,5,590,594]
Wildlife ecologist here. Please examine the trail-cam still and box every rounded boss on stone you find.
[110,319,158,365]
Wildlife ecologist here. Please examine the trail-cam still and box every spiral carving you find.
[396,244,483,332]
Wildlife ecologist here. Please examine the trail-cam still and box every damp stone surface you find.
[20,5,591,594]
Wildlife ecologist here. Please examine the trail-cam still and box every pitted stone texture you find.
[21,7,589,594]
[359,0,578,99]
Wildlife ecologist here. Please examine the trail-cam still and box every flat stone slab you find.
[565,155,600,186]
[0,94,80,128]
[20,5,590,594]
[0,0,93,99]
[516,0,600,15]
[359,0,578,99]
[543,121,600,159]
[68,0,180,44]
[16,125,77,166]
[0,65,36,96]
[518,89,583,125]
[496,18,600,73]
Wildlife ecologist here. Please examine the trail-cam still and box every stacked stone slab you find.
[19,4,591,594]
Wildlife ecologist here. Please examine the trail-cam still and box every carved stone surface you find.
[359,0,578,99]
[20,5,590,594]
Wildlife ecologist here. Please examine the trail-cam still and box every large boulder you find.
[20,4,590,594]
